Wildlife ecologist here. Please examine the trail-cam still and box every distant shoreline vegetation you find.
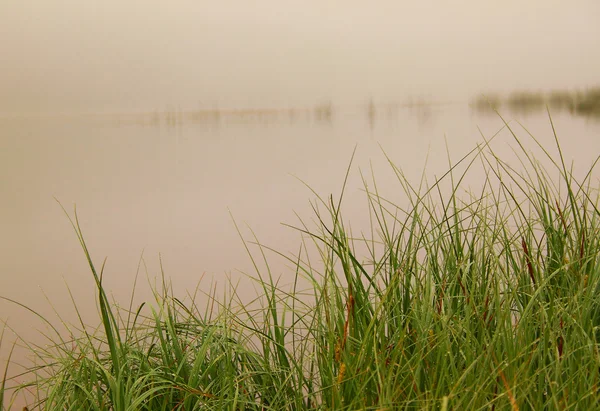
[472,87,600,118]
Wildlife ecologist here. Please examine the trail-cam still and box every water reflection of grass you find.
[472,87,600,118]
[3,115,600,409]
[109,98,458,129]
[115,103,335,128]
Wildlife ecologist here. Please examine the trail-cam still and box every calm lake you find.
[1,103,599,394]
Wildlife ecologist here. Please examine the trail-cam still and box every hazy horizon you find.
[1,1,599,114]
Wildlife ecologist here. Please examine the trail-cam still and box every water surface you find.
[1,104,599,399]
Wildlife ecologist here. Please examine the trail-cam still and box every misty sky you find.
[1,1,599,114]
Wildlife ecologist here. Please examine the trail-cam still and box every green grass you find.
[3,112,600,409]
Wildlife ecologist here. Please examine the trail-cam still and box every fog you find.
[1,0,599,114]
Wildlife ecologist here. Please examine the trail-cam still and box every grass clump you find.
[3,113,600,410]
[472,87,600,118]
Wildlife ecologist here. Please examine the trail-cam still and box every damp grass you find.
[3,112,600,409]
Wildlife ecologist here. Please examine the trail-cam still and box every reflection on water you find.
[364,98,452,131]
[101,98,458,132]
[108,102,335,128]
